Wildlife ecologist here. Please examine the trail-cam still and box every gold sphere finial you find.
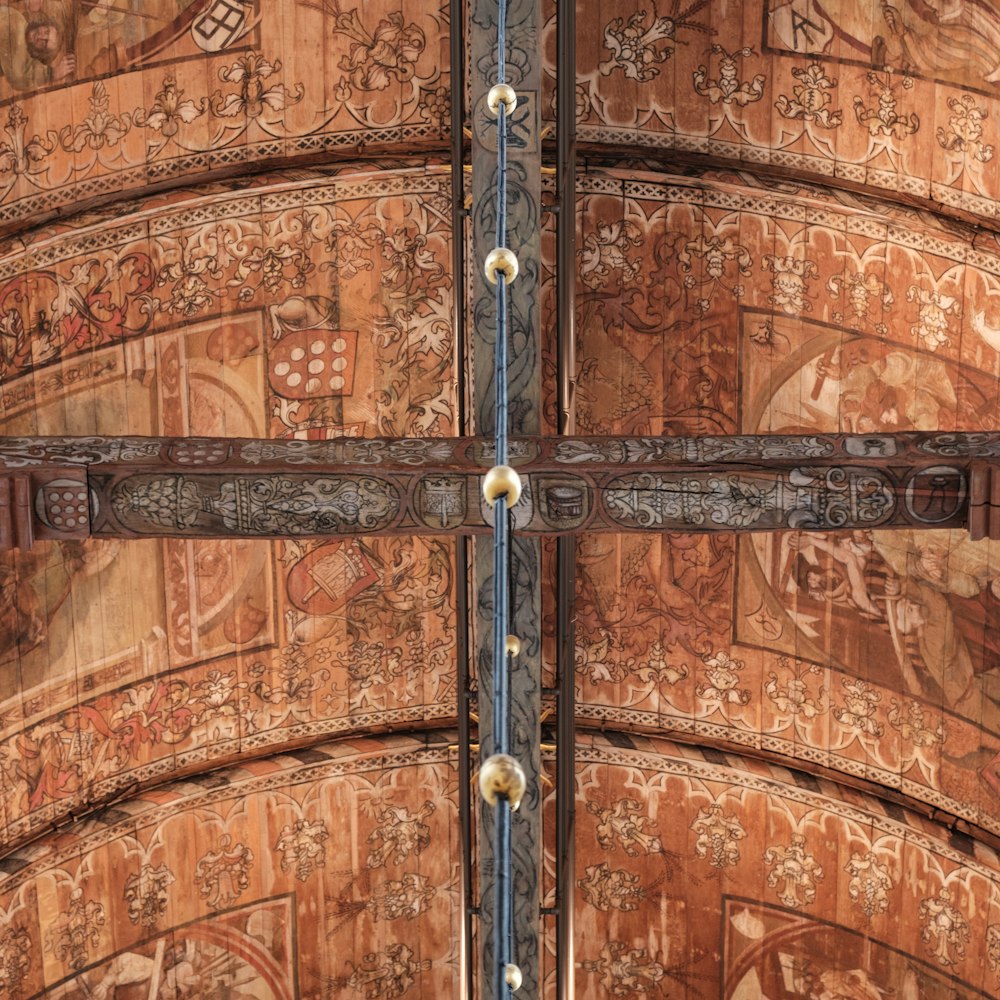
[484,247,519,285]
[482,465,522,508]
[504,963,523,990]
[479,753,527,811]
[505,634,521,657]
[487,83,518,117]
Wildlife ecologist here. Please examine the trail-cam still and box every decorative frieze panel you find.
[0,432,983,546]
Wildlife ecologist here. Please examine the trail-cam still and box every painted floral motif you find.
[0,252,154,380]
[577,862,644,911]
[599,2,713,82]
[58,80,133,152]
[919,888,969,966]
[690,803,746,869]
[635,639,688,686]
[155,238,223,317]
[697,650,751,706]
[679,233,752,304]
[123,863,175,927]
[366,801,435,868]
[579,220,644,289]
[366,873,435,921]
[775,62,842,127]
[887,699,944,748]
[827,270,893,328]
[762,254,818,314]
[326,8,426,95]
[715,477,775,527]
[765,661,826,719]
[853,71,918,138]
[936,94,993,162]
[346,640,406,689]
[193,669,250,732]
[0,925,31,996]
[604,473,788,530]
[833,678,883,737]
[0,105,49,188]
[576,628,630,685]
[582,941,666,996]
[587,797,663,856]
[210,52,304,119]
[233,235,315,296]
[907,285,960,351]
[692,45,765,106]
[138,76,206,138]
[249,642,329,710]
[764,834,824,908]
[844,850,893,920]
[194,835,255,909]
[51,889,106,971]
[276,818,329,882]
[987,923,1000,976]
[346,943,430,999]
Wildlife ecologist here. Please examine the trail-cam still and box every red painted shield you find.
[287,540,378,615]
[269,330,357,400]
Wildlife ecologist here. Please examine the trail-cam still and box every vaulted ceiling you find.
[1,1,1000,998]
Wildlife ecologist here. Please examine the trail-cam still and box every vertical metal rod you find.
[555,535,577,1000]
[496,799,512,997]
[456,538,475,1000]
[495,275,509,464]
[498,102,509,250]
[492,501,510,754]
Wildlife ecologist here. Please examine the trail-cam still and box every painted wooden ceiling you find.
[1,0,1000,997]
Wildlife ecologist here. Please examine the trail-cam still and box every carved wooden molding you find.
[0,431,990,547]
[0,430,993,471]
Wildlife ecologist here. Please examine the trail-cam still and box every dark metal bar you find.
[556,0,577,437]
[555,535,576,1000]
[492,505,510,755]
[496,799,512,996]
[456,538,475,1000]
[496,274,509,464]
[497,104,509,248]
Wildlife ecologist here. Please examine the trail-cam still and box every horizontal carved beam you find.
[0,431,993,546]
[0,431,994,471]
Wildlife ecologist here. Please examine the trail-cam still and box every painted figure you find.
[781,527,1000,725]
[876,0,1000,84]
[815,344,957,432]
[0,0,193,92]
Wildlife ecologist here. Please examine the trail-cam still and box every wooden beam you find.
[0,432,988,546]
[0,430,991,471]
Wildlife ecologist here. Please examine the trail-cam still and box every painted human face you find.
[26,23,61,58]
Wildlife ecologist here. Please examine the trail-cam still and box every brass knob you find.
[487,83,517,117]
[505,963,523,990]
[484,246,519,285]
[482,465,522,508]
[479,753,527,811]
